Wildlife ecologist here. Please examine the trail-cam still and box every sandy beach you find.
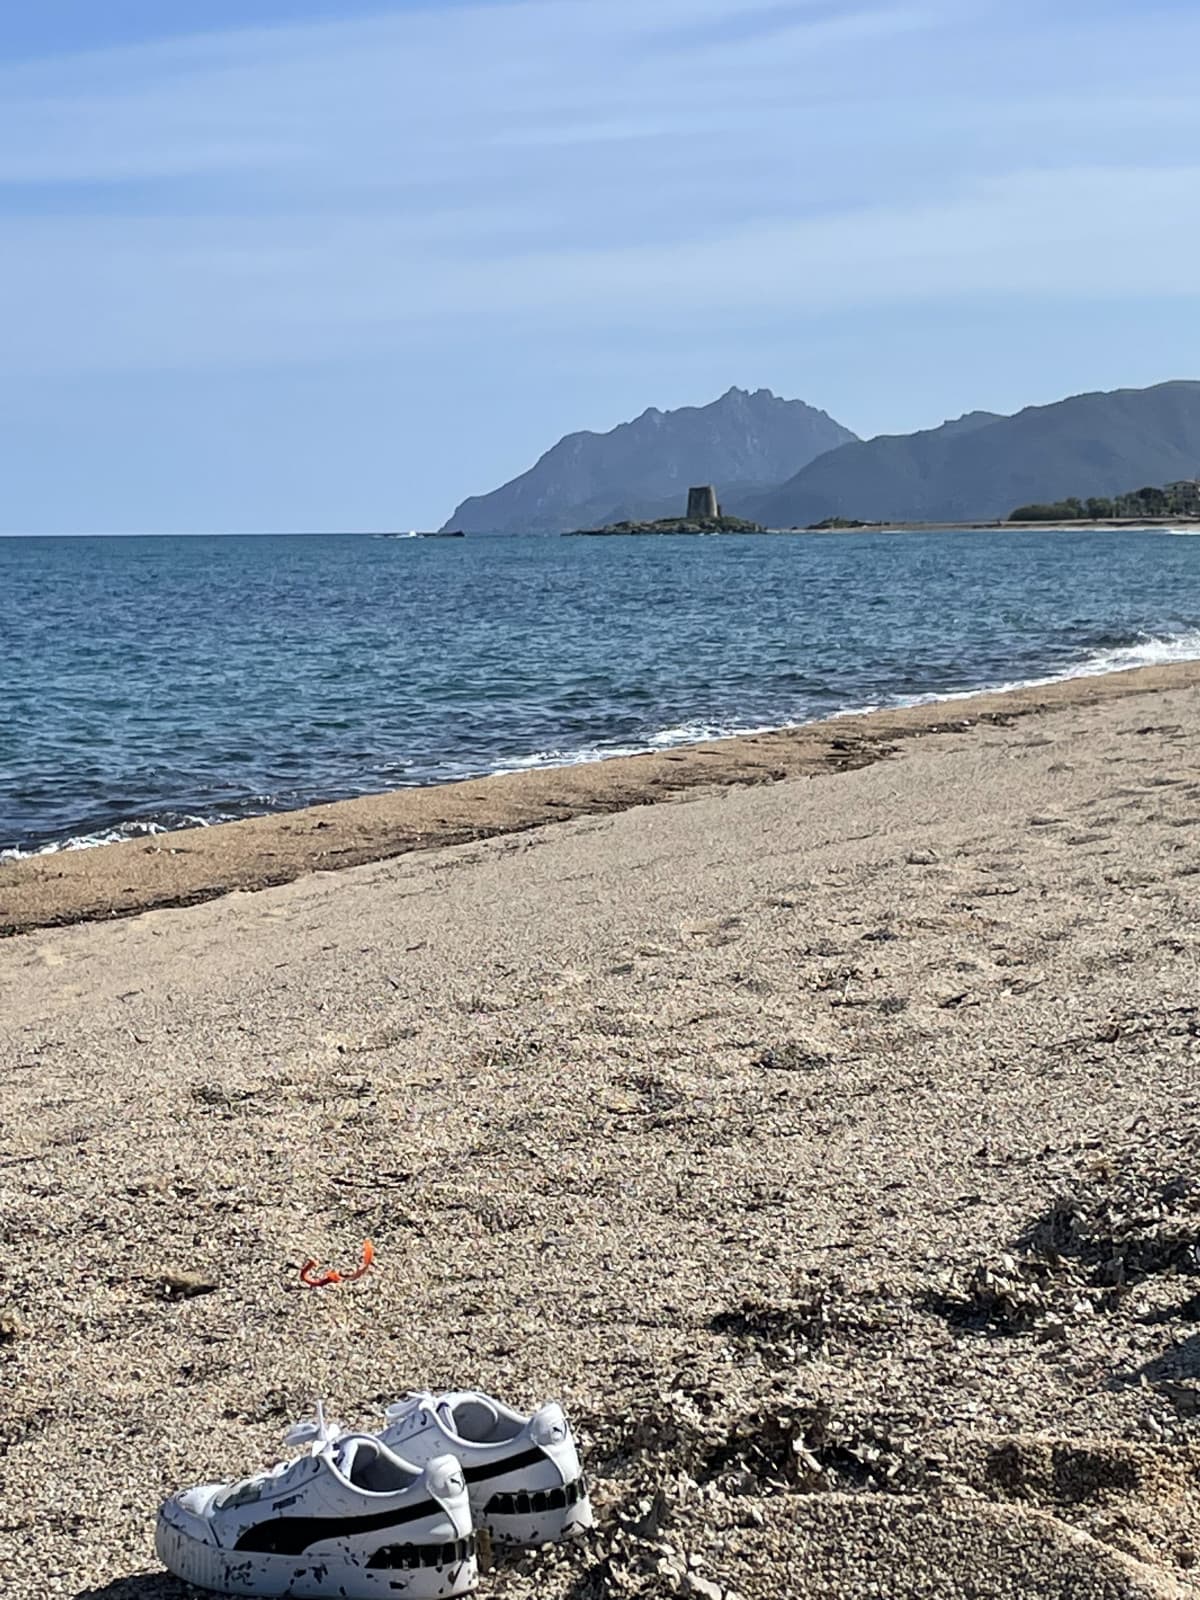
[3,662,1200,1599]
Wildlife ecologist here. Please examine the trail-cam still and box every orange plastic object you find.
[299,1239,375,1288]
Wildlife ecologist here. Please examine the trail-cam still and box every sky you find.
[3,0,1200,532]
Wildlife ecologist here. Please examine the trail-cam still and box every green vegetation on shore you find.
[1009,483,1200,522]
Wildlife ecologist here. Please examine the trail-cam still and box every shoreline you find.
[4,657,1200,939]
[791,518,1200,533]
[566,518,1200,536]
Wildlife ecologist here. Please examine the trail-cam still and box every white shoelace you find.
[215,1402,345,1507]
[283,1401,345,1452]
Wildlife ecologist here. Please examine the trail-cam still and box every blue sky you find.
[3,0,1199,531]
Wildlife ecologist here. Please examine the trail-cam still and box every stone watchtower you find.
[686,485,720,520]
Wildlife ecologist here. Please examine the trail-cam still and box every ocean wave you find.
[838,629,1200,719]
[488,717,785,777]
[1060,628,1200,675]
[0,813,222,863]
[645,718,780,747]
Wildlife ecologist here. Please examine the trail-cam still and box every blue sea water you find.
[2,527,1200,858]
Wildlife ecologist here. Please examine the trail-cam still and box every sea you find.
[3,527,1200,860]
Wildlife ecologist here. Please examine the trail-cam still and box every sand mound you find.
[491,1401,1199,1600]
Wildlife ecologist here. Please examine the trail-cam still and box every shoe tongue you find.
[329,1433,378,1480]
[438,1391,500,1440]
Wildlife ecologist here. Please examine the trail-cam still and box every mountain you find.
[932,410,1005,439]
[441,387,857,533]
[754,382,1200,527]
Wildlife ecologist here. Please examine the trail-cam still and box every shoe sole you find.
[156,1515,479,1599]
[479,1491,594,1549]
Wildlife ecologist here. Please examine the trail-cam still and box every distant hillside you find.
[442,388,857,533]
[754,382,1200,527]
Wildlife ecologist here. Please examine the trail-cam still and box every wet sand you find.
[2,663,1200,1598]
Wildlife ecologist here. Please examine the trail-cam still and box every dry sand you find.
[2,664,1200,1598]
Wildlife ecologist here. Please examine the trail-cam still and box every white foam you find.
[645,719,779,747]
[0,813,218,863]
[836,629,1200,721]
[490,742,660,774]
[1061,629,1200,675]
[488,716,785,778]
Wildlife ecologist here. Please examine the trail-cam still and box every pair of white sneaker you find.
[156,1388,593,1598]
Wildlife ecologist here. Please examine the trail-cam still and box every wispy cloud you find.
[0,1,954,186]
[2,0,1199,525]
[4,162,1198,376]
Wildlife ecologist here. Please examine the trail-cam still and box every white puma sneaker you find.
[156,1409,477,1599]
[380,1391,593,1548]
